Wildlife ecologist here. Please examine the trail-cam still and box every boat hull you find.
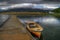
[31,31,41,38]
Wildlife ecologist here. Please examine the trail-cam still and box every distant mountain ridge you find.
[0,8,50,12]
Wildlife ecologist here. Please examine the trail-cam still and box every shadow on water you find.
[17,16,60,40]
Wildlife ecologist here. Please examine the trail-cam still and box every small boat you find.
[26,21,43,38]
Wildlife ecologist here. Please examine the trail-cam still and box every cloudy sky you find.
[0,0,60,4]
[0,0,60,11]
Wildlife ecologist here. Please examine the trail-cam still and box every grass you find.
[0,12,48,16]
[49,13,60,18]
[0,12,60,18]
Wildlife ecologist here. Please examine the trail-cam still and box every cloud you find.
[10,3,33,8]
[33,4,59,10]
[0,2,8,5]
[0,3,59,11]
[0,0,60,4]
[43,0,60,2]
[7,0,42,4]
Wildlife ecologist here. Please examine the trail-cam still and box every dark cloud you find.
[7,0,42,4]
[44,0,60,2]
[0,0,60,4]
[0,0,42,4]
[0,0,8,2]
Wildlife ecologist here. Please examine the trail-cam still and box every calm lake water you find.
[17,16,60,40]
[0,15,60,40]
[0,15,10,27]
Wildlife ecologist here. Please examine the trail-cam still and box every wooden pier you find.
[0,15,33,40]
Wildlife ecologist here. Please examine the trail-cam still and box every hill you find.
[0,8,50,12]
[52,8,60,13]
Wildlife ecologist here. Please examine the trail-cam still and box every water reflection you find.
[18,16,60,40]
[0,15,10,26]
[18,16,60,25]
[42,18,58,23]
[38,17,60,25]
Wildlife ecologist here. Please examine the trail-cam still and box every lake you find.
[0,15,60,40]
[17,15,60,40]
[0,15,10,27]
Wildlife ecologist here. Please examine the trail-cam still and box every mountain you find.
[1,8,50,12]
